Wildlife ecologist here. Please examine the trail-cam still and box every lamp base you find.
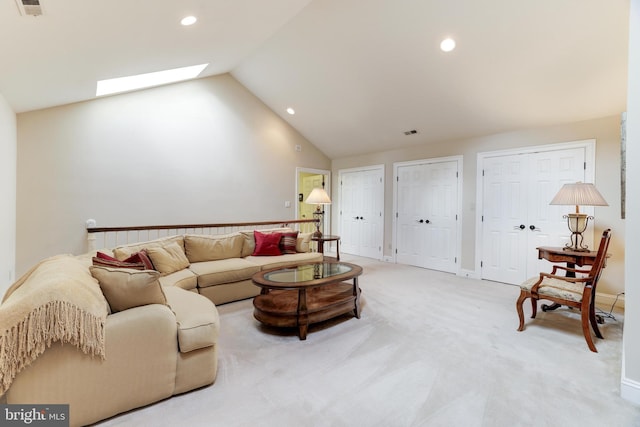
[563,232,591,252]
[562,213,593,252]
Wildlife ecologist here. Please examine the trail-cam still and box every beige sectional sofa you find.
[109,228,322,305]
[0,228,322,426]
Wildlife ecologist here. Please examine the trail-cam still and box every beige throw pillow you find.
[146,242,190,275]
[296,232,313,253]
[89,266,166,313]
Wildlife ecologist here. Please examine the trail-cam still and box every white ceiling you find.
[0,0,629,159]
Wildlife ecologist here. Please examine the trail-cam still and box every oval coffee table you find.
[252,261,362,340]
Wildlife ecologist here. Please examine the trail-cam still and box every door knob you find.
[417,219,424,223]
[529,225,541,231]
[425,220,430,224]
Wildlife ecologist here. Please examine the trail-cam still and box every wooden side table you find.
[536,246,606,313]
[311,235,341,260]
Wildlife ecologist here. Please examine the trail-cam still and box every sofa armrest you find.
[163,286,220,353]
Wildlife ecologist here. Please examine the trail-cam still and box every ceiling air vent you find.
[403,129,418,136]
[15,0,43,16]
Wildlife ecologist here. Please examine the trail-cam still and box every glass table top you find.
[263,263,353,283]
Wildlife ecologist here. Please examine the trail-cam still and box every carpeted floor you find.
[98,255,640,427]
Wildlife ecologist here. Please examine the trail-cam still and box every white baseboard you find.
[621,377,640,404]
[457,269,480,279]
[596,291,625,310]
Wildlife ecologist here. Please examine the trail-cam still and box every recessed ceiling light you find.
[181,16,197,26]
[440,38,456,52]
[96,63,208,96]
[286,107,295,115]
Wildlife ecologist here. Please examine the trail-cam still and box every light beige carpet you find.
[98,255,640,427]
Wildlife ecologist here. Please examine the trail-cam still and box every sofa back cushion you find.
[184,233,244,263]
[145,242,190,275]
[239,228,293,257]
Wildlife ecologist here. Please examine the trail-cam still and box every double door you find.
[394,158,460,273]
[339,166,384,259]
[480,145,591,284]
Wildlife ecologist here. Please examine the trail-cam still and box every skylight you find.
[96,63,209,96]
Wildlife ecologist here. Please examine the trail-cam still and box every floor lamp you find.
[549,182,608,252]
[305,187,332,238]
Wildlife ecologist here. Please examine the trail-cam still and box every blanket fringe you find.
[0,300,105,396]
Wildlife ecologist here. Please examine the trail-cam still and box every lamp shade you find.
[306,188,332,205]
[549,182,608,208]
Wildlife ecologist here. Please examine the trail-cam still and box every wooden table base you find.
[253,280,361,340]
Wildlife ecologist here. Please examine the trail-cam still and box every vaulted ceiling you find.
[0,0,629,158]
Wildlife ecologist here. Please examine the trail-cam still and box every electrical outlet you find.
[295,145,302,152]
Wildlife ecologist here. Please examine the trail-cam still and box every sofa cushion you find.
[279,231,299,254]
[239,227,293,257]
[296,232,313,253]
[89,266,167,313]
[163,286,219,353]
[184,233,244,263]
[146,242,190,275]
[252,230,283,256]
[189,258,261,288]
[245,252,323,270]
[112,235,185,261]
[158,268,198,291]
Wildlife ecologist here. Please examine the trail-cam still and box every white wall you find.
[332,116,625,299]
[0,93,16,296]
[16,73,330,275]
[622,0,640,404]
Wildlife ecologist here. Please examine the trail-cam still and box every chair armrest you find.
[549,265,591,276]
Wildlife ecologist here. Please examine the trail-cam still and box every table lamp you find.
[305,187,332,237]
[549,182,608,252]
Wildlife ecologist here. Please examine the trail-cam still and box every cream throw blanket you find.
[0,255,108,395]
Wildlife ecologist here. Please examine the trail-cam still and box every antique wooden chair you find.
[516,229,612,352]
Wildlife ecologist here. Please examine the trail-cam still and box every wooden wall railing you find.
[86,219,319,252]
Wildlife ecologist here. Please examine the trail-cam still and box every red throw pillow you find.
[252,231,283,256]
[279,231,299,254]
[92,250,155,270]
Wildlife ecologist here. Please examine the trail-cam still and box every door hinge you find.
[456,214,458,220]
[396,176,399,182]
[481,215,484,222]
[455,257,457,263]
[395,248,398,254]
[480,261,483,267]
[456,171,459,178]
[584,162,586,170]
[482,169,485,176]
[396,212,398,218]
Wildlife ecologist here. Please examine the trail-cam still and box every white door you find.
[396,159,459,273]
[339,166,384,259]
[481,146,589,284]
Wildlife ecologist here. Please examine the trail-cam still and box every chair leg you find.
[516,291,528,331]
[581,305,598,352]
[530,295,537,319]
[589,296,604,339]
